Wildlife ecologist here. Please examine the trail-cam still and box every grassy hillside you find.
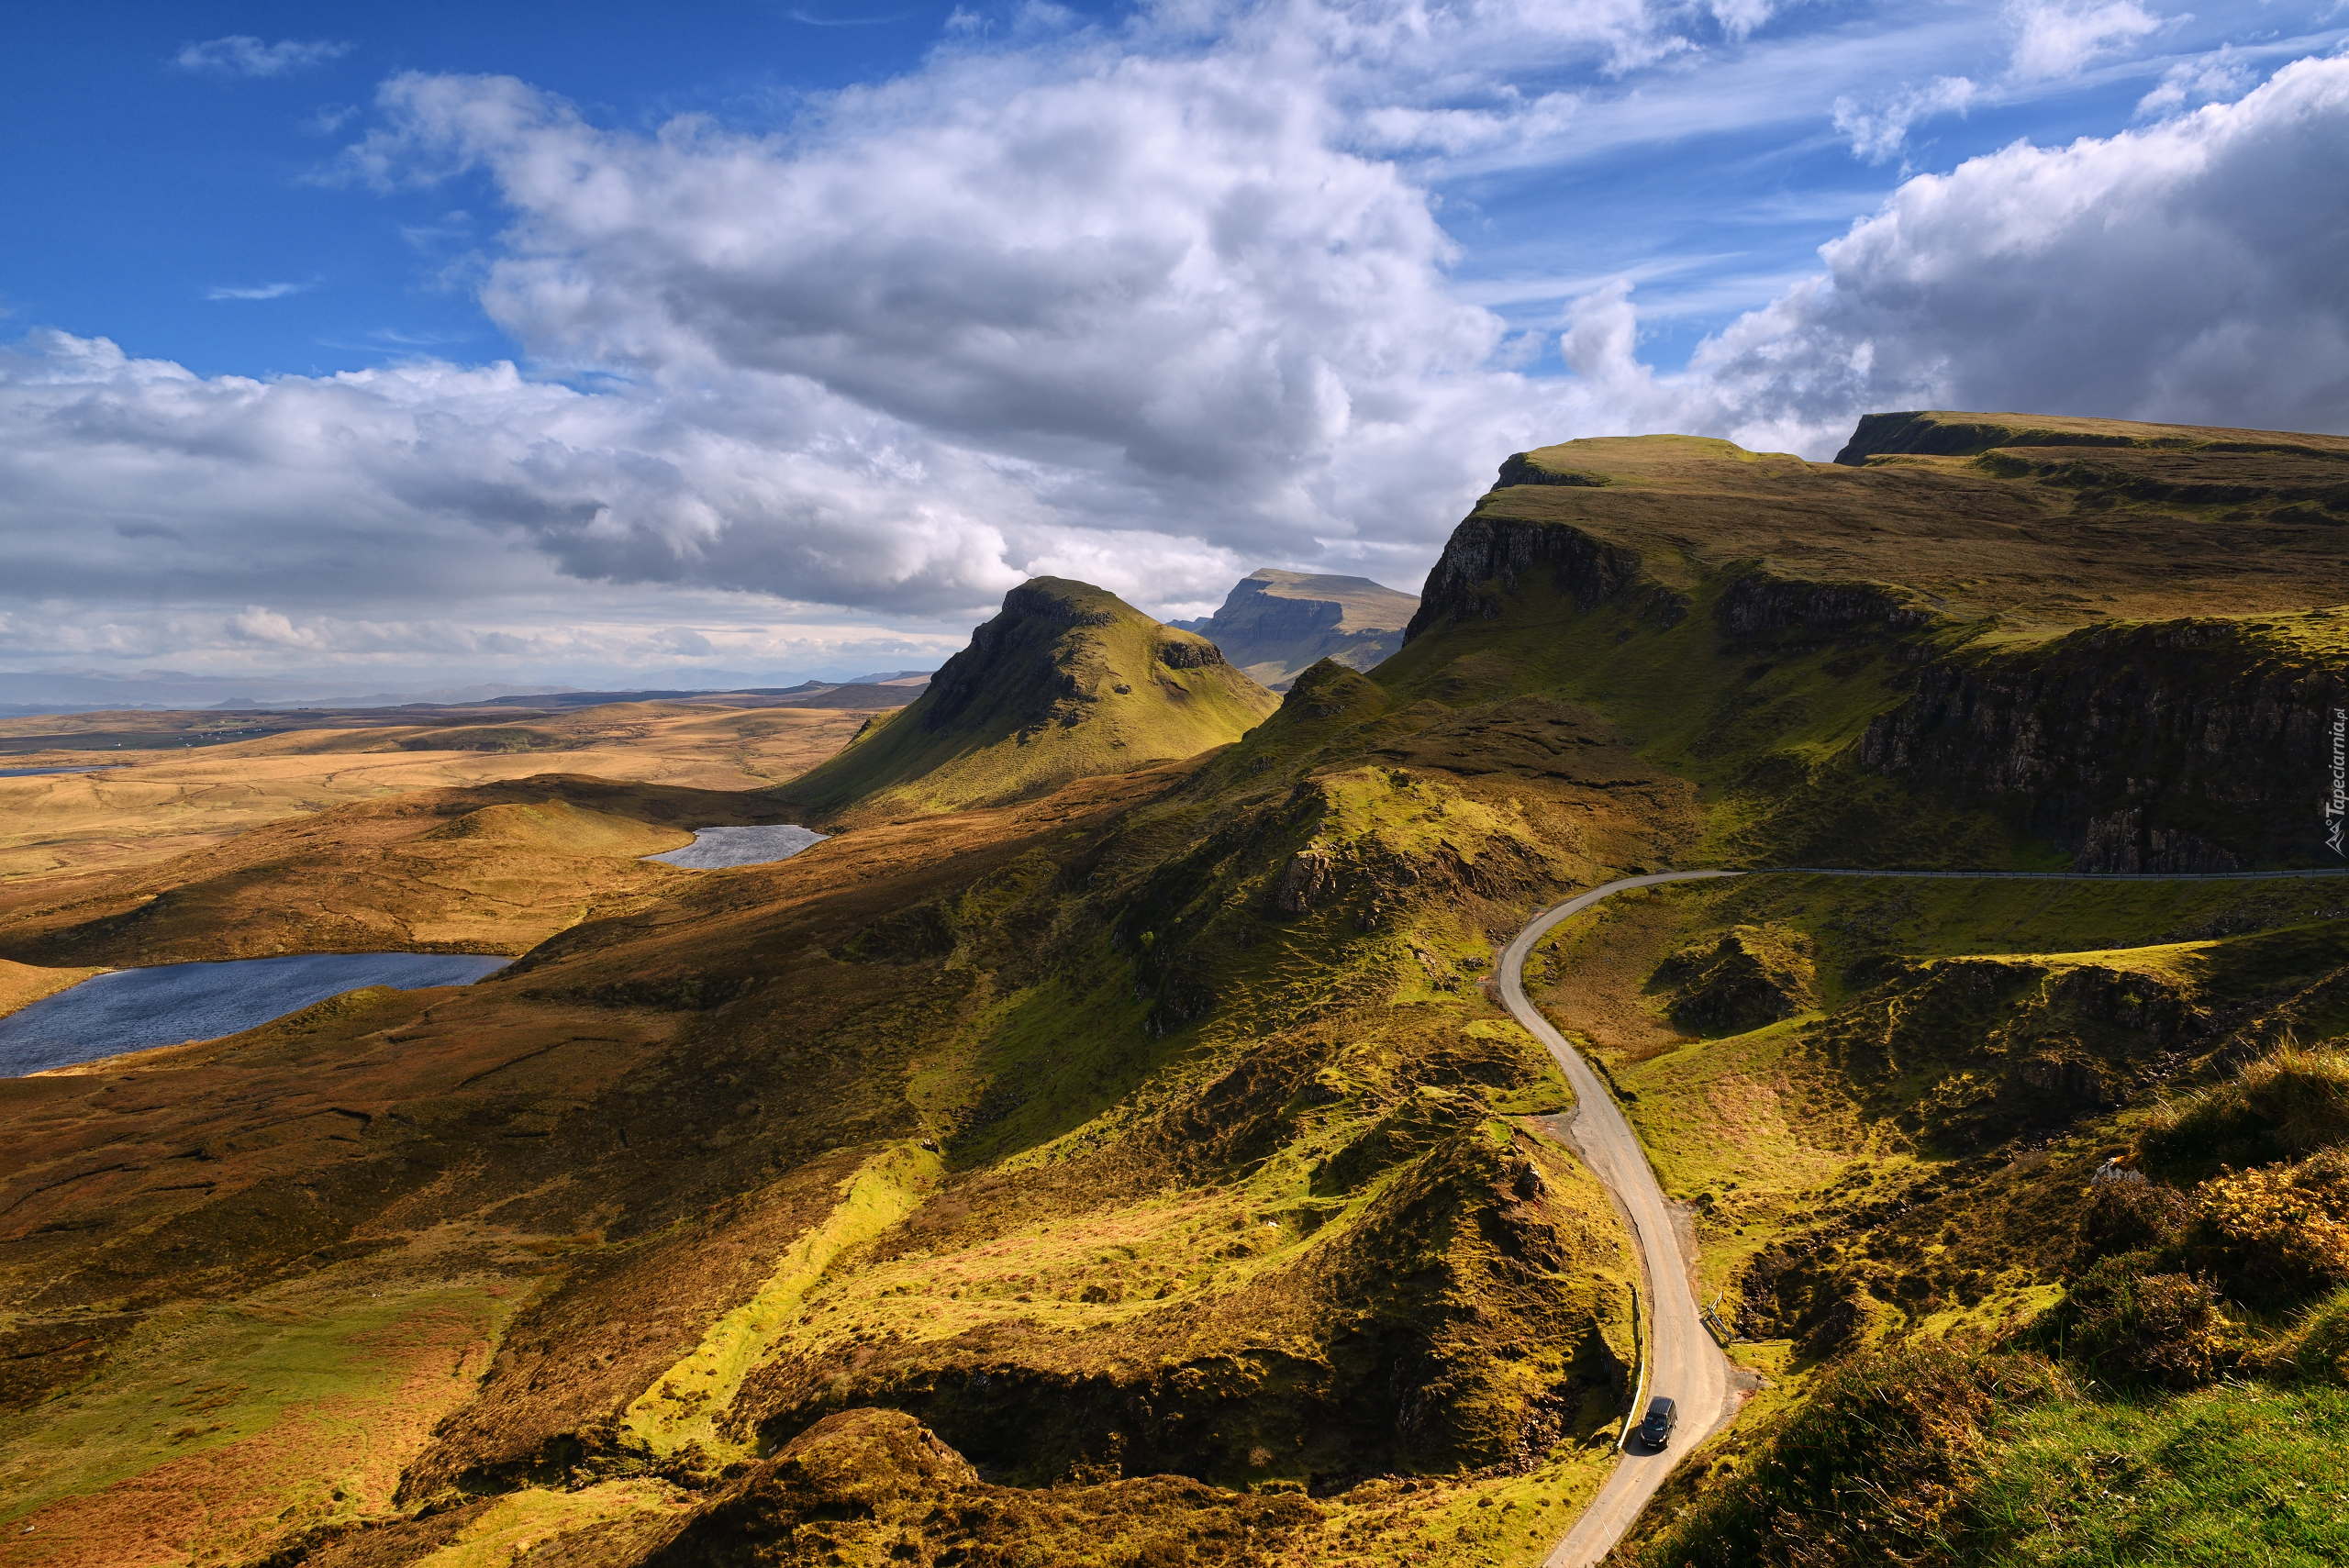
[1528,872,2349,1567]
[774,576,1280,819]
[6,410,2349,1566]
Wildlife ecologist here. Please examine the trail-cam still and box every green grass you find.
[397,1477,692,1568]
[1974,1383,2349,1565]
[1366,571,2040,872]
[1528,871,2349,1369]
[777,577,1277,817]
[623,1140,944,1461]
[0,1273,511,1540]
[1628,1346,2349,1568]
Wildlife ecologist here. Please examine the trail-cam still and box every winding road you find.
[1506,864,2349,1568]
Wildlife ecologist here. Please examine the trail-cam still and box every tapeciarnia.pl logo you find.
[2329,706,2347,856]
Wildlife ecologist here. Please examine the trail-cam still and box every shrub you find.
[2074,1174,2193,1264]
[2137,1042,2349,1180]
[2035,1253,2234,1387]
[1626,1343,2064,1568]
[2182,1148,2349,1306]
[1652,923,1818,1034]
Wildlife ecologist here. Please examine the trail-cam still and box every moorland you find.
[3,410,2349,1567]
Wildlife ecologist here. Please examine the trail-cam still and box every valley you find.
[0,697,890,884]
[5,409,2349,1568]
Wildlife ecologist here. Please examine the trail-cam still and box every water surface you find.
[0,951,510,1077]
[644,824,828,869]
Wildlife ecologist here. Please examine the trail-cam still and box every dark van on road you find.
[1637,1396,1678,1450]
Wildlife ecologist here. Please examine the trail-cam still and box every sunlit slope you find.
[0,749,1640,1566]
[1475,414,2349,630]
[11,411,2349,1566]
[1377,414,2349,870]
[1516,870,2349,1568]
[776,577,1279,819]
[0,698,870,884]
[0,775,789,972]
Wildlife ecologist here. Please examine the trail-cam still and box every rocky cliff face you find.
[921,579,1120,733]
[1403,514,1668,639]
[1857,618,2348,870]
[1399,421,2349,873]
[1714,573,1932,636]
[1183,568,1417,689]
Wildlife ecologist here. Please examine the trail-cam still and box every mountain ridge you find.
[773,576,1278,819]
[1175,567,1418,690]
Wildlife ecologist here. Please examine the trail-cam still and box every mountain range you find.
[1170,567,1419,689]
[4,410,2348,1565]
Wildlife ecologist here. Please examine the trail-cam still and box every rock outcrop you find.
[1176,568,1418,689]
[1404,515,1651,638]
[1857,617,2346,869]
[1397,418,2349,871]
[1715,573,1932,636]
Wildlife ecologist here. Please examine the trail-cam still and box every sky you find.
[3,0,2345,693]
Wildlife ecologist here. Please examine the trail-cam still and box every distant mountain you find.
[1181,568,1419,690]
[0,671,586,717]
[774,577,1277,818]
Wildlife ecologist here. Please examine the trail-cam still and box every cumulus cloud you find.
[11,3,2348,688]
[2005,0,2166,81]
[317,32,1600,604]
[174,36,351,78]
[343,61,1498,500]
[1682,54,2349,449]
[0,330,1043,618]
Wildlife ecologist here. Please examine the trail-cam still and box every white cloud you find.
[13,5,2348,689]
[2006,0,2166,81]
[330,42,1566,589]
[1356,92,1582,157]
[205,282,309,301]
[173,36,351,78]
[2137,45,2257,117]
[1678,53,2349,450]
[0,329,1048,620]
[1832,75,1977,162]
[0,591,965,684]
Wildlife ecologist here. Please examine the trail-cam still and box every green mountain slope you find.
[774,576,1279,819]
[10,411,2349,1567]
[1400,417,2349,870]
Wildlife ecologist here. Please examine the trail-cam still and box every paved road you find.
[1507,863,2349,1567]
[1499,871,1742,1568]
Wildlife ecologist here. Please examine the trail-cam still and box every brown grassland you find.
[0,701,873,884]
[6,411,2349,1568]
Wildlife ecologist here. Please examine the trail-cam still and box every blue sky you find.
[3,4,997,381]
[3,0,2345,691]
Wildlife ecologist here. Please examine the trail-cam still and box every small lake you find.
[0,765,128,779]
[0,952,511,1077]
[644,824,829,869]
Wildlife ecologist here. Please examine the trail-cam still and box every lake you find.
[0,951,512,1077]
[644,823,829,868]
